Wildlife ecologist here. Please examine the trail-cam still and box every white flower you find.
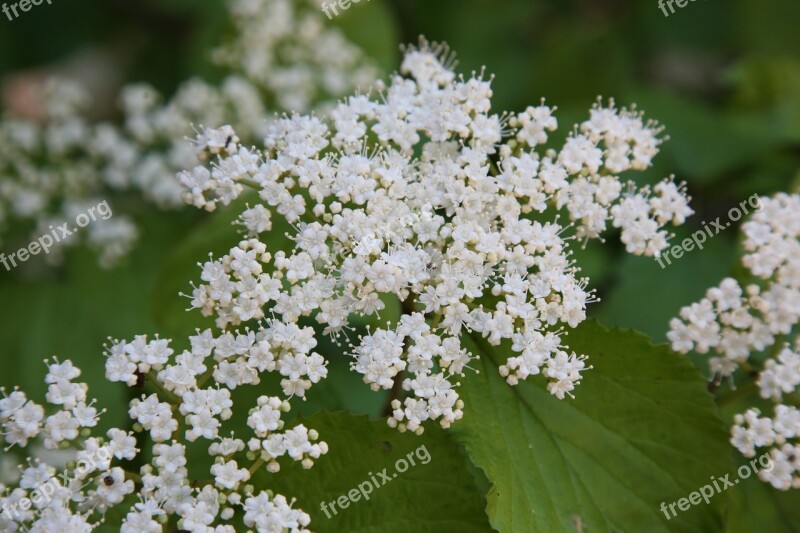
[179,500,216,530]
[242,492,311,532]
[107,428,138,460]
[122,510,162,533]
[129,394,178,443]
[94,467,135,507]
[210,459,250,490]
[247,397,284,437]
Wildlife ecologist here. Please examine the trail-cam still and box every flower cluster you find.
[117,77,266,210]
[0,80,140,267]
[212,0,379,113]
[0,331,327,531]
[180,40,691,434]
[0,0,377,269]
[668,192,800,489]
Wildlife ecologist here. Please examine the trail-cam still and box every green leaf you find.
[725,475,800,533]
[260,412,493,533]
[452,320,733,532]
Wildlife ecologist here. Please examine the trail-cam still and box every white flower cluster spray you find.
[181,40,691,433]
[0,0,378,268]
[668,192,800,490]
[0,39,693,532]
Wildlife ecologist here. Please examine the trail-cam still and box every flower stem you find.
[716,379,758,407]
[383,373,405,418]
[248,457,266,476]
[239,177,262,190]
[197,366,216,389]
[146,371,180,405]
[124,469,142,484]
[381,296,416,416]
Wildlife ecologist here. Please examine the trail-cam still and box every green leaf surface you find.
[725,475,800,533]
[452,320,732,532]
[260,411,493,533]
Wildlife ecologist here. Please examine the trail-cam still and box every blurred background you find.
[1,1,800,519]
